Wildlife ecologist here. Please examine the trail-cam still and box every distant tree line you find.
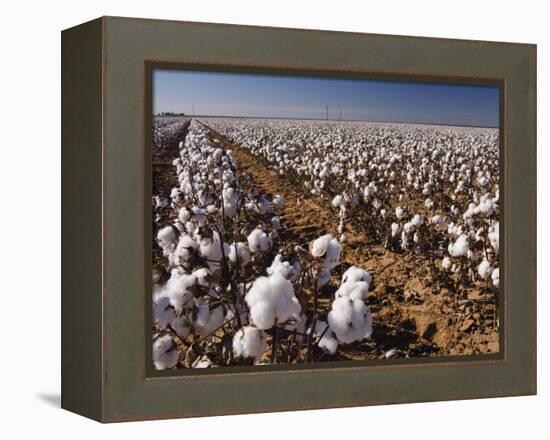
[157,111,186,117]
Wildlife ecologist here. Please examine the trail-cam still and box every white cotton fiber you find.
[198,231,224,272]
[391,222,401,237]
[178,207,191,223]
[171,234,198,266]
[153,296,175,329]
[448,234,469,257]
[317,270,332,288]
[310,234,341,270]
[310,234,332,257]
[335,280,370,301]
[247,228,272,253]
[328,297,373,344]
[245,273,301,330]
[232,326,268,362]
[164,272,197,311]
[341,266,372,287]
[492,268,499,288]
[171,315,191,339]
[488,222,499,254]
[442,257,452,270]
[332,194,344,208]
[193,356,213,368]
[228,242,251,266]
[157,226,177,254]
[267,254,300,282]
[313,321,338,355]
[192,267,212,287]
[271,216,281,231]
[193,304,225,338]
[395,207,406,220]
[273,194,284,208]
[152,335,179,370]
[477,258,494,280]
[411,214,424,227]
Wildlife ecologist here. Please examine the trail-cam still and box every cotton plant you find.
[151,115,500,368]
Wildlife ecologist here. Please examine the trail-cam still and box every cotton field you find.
[152,116,500,370]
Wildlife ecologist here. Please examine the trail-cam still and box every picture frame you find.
[61,16,536,422]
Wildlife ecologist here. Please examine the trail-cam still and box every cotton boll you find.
[193,304,225,338]
[411,214,424,227]
[193,356,213,368]
[403,221,414,234]
[335,280,370,300]
[477,258,494,280]
[272,194,284,208]
[228,242,251,266]
[178,207,191,223]
[395,207,406,220]
[317,270,332,287]
[193,267,212,287]
[313,321,338,355]
[245,273,301,330]
[153,296,175,329]
[448,234,469,258]
[171,234,198,265]
[206,204,218,215]
[492,268,499,288]
[198,231,224,272]
[223,187,238,218]
[328,297,373,344]
[341,266,372,287]
[476,197,494,216]
[249,299,276,329]
[152,335,179,370]
[171,315,191,339]
[232,326,268,362]
[164,272,197,311]
[311,234,341,270]
[271,216,281,231]
[391,222,401,237]
[442,257,452,270]
[332,194,344,208]
[247,228,272,253]
[157,226,177,254]
[310,234,332,257]
[191,206,207,226]
[267,254,301,282]
[488,222,499,254]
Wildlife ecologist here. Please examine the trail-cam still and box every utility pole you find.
[339,109,342,121]
[192,103,195,116]
[325,105,328,121]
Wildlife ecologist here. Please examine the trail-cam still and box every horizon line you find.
[154,113,499,129]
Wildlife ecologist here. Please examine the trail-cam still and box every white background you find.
[0,0,546,437]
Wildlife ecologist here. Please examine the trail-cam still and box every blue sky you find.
[153,69,499,127]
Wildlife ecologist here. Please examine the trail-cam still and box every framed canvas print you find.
[61,16,536,422]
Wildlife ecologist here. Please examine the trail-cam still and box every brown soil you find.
[202,121,500,360]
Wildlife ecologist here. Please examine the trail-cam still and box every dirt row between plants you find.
[201,120,499,360]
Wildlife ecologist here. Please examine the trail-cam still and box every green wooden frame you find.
[62,16,536,422]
